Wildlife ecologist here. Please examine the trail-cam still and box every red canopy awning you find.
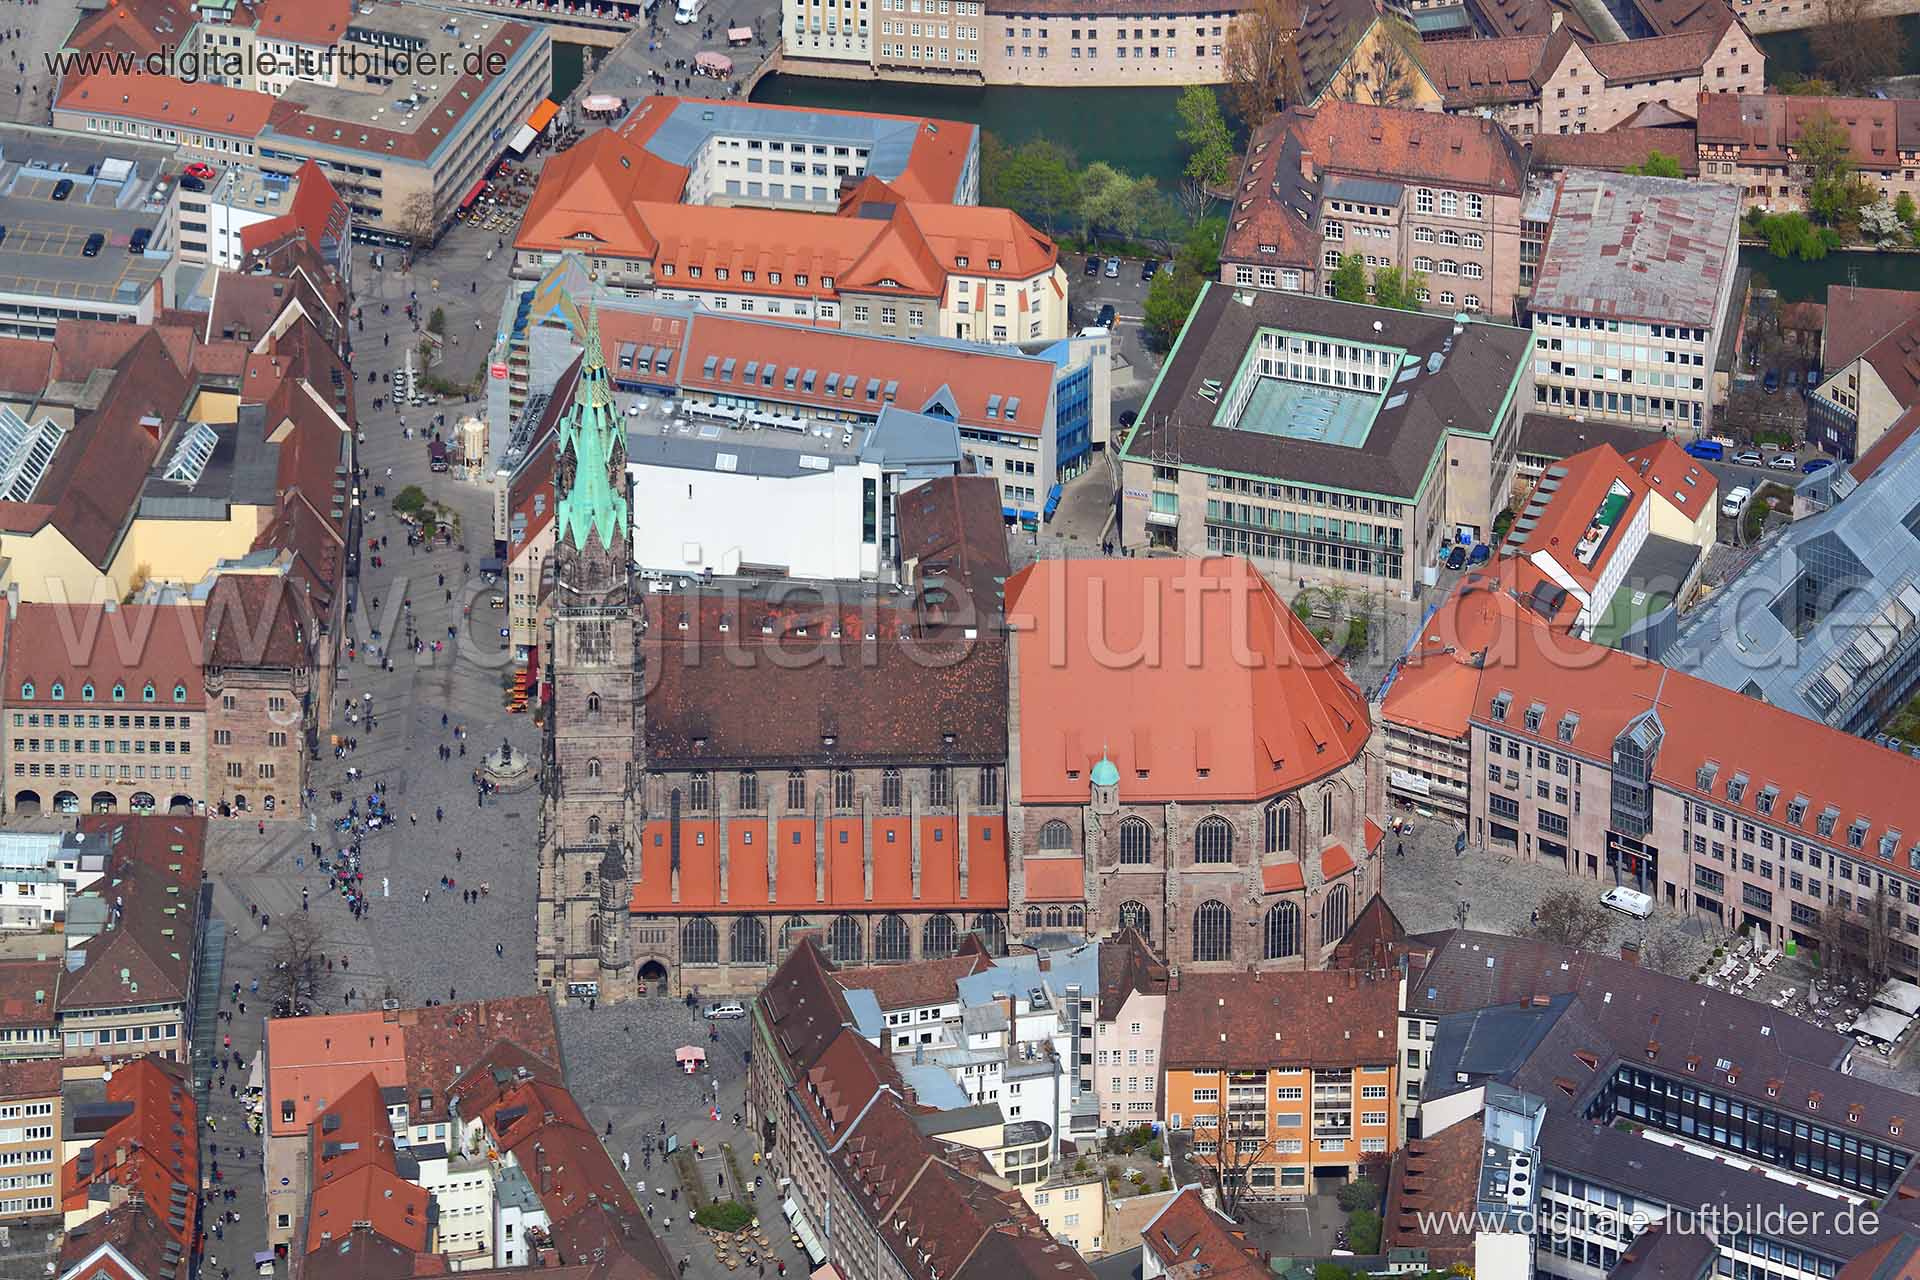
[459,179,487,209]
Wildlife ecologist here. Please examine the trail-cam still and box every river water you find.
[750,75,1200,190]
[746,70,1920,298]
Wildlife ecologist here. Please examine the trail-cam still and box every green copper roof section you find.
[555,302,629,553]
[1090,756,1120,787]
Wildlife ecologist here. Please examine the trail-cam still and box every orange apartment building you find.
[1161,969,1399,1198]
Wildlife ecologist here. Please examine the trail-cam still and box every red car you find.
[183,162,216,180]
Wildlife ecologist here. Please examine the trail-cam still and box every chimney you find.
[1299,148,1315,182]
[536,1143,550,1196]
[1620,941,1641,966]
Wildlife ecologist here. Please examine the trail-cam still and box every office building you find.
[54,3,551,240]
[1117,284,1532,591]
[1528,170,1740,433]
[0,1059,59,1221]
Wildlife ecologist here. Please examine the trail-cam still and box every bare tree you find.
[268,914,331,1017]
[1182,1103,1271,1219]
[1336,18,1425,106]
[395,192,439,256]
[1809,0,1905,91]
[1526,888,1615,952]
[1819,899,1891,986]
[1222,0,1304,130]
[1638,930,1696,978]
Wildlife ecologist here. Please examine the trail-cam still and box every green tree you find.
[1143,264,1205,349]
[1182,215,1226,278]
[988,137,1080,236]
[1176,85,1236,190]
[1625,149,1684,178]
[1346,1208,1383,1255]
[427,306,446,336]
[1809,0,1905,92]
[1329,253,1368,303]
[1079,163,1155,242]
[1799,110,1871,227]
[1896,191,1916,227]
[1369,265,1424,311]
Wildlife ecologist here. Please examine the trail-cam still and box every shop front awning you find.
[459,179,487,209]
[507,124,538,155]
[527,98,561,132]
[783,1197,827,1265]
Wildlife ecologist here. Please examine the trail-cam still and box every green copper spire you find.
[555,300,629,554]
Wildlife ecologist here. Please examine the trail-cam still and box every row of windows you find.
[678,912,1005,964]
[17,681,186,703]
[17,712,192,729]
[1190,891,1348,963]
[670,766,1000,812]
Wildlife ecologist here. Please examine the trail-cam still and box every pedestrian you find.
[496,942,504,957]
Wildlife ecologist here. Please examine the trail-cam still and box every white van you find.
[674,0,700,23]
[1600,886,1653,919]
[1720,485,1751,519]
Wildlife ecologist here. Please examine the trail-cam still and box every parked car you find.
[1733,450,1764,466]
[82,233,104,257]
[128,228,151,254]
[51,179,72,201]
[705,1003,747,1020]
[184,162,216,180]
[1103,257,1119,279]
[1141,259,1159,282]
[1763,369,1780,394]
[1803,457,1835,473]
[1096,303,1116,328]
[1467,543,1491,565]
[1445,545,1468,570]
[180,175,206,192]
[1685,440,1725,461]
[1721,485,1752,517]
[1769,454,1799,471]
[1787,369,1801,389]
[1084,255,1101,277]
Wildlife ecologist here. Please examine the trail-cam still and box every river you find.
[750,75,1201,190]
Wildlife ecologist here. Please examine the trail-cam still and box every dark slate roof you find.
[640,591,1008,768]
[1519,412,1665,462]
[1123,284,1530,499]
[1607,1224,1716,1280]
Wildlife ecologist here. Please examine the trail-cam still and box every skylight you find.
[0,406,67,503]
[164,422,220,486]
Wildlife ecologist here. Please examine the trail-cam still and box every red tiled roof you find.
[1261,861,1305,892]
[1162,968,1399,1069]
[56,818,205,1014]
[58,73,275,138]
[1536,124,1704,176]
[61,1057,199,1267]
[1697,94,1901,170]
[1582,26,1723,82]
[834,946,993,1009]
[1007,557,1370,804]
[305,1074,430,1257]
[5,602,206,707]
[676,314,1055,437]
[1139,1190,1267,1280]
[1384,1113,1481,1268]
[254,0,350,47]
[266,1011,408,1138]
[1509,443,1652,593]
[1623,437,1716,518]
[0,963,58,1031]
[1321,844,1356,879]
[1420,32,1555,108]
[238,159,350,265]
[1022,856,1084,902]
[1390,580,1920,881]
